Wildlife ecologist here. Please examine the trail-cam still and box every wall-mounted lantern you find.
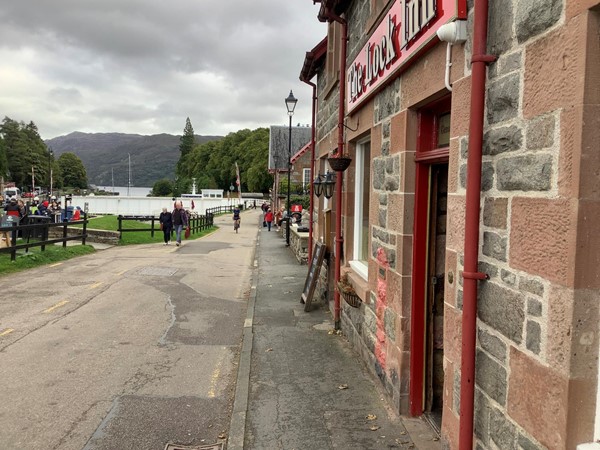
[313,171,335,199]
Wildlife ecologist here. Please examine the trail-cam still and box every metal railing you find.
[0,214,89,261]
[205,204,244,217]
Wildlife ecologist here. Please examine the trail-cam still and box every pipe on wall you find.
[459,0,495,448]
[302,79,317,261]
[322,8,348,330]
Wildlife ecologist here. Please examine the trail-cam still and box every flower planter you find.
[337,281,362,308]
[327,156,352,172]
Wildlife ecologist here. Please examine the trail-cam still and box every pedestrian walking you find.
[159,207,173,245]
[172,200,189,247]
[265,208,274,231]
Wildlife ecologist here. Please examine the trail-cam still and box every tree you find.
[180,117,195,158]
[175,127,272,194]
[0,117,52,189]
[57,152,88,189]
[150,178,173,197]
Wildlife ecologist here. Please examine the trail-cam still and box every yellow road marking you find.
[0,328,14,337]
[208,357,224,398]
[90,282,103,289]
[49,263,62,267]
[43,300,69,314]
[116,270,127,276]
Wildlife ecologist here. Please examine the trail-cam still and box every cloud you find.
[0,0,327,139]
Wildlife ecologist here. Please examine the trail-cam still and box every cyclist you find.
[233,206,241,233]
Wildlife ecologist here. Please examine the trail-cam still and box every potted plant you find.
[337,273,361,308]
[327,150,352,172]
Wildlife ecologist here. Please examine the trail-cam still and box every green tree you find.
[0,117,52,190]
[57,152,88,189]
[0,138,9,180]
[180,118,195,158]
[175,127,272,194]
[150,178,173,197]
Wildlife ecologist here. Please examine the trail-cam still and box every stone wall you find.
[313,1,600,450]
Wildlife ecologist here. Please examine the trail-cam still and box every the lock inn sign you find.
[347,0,467,113]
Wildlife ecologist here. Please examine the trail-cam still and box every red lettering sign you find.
[347,0,467,113]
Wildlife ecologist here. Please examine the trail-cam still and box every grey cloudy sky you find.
[0,1,327,139]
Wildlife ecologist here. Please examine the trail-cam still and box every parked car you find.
[22,192,35,198]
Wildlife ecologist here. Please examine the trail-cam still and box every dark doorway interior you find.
[424,164,448,433]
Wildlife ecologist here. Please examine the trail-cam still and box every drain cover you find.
[137,267,178,277]
[164,444,223,450]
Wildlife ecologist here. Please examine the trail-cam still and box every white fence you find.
[71,196,243,216]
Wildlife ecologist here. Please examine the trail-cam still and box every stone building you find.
[300,1,600,449]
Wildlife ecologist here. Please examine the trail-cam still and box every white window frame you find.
[350,139,370,281]
[303,168,311,191]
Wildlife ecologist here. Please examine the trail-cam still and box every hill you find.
[46,132,222,187]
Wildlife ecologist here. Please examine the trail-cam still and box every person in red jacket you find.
[264,208,274,232]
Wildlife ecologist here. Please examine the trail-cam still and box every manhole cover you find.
[164,444,223,450]
[137,267,178,277]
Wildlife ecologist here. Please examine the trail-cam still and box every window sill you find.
[345,262,370,303]
[349,260,368,281]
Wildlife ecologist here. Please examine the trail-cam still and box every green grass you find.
[0,244,96,276]
[79,215,218,245]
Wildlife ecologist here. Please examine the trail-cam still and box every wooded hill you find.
[46,132,222,187]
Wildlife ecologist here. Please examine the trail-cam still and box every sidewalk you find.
[228,214,440,449]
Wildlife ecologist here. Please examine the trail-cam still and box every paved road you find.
[0,210,260,449]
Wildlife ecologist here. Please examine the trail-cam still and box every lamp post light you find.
[285,90,298,247]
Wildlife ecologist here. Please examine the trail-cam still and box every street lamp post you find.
[285,90,297,247]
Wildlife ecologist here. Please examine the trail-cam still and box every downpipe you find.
[459,0,495,448]
[302,79,317,262]
[324,11,348,330]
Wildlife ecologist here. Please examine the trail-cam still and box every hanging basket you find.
[327,156,352,172]
[337,282,362,308]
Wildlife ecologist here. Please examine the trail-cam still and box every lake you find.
[96,186,152,197]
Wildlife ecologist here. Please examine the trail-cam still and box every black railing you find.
[205,204,244,217]
[0,214,89,261]
[117,213,214,239]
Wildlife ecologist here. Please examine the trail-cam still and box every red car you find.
[22,192,35,198]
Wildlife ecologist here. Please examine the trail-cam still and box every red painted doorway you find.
[409,97,451,433]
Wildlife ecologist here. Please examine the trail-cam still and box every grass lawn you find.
[81,215,218,245]
[0,244,96,276]
[0,215,217,275]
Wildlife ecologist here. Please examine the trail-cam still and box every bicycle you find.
[234,218,240,233]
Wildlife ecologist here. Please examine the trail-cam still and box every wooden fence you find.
[117,213,214,239]
[0,215,89,261]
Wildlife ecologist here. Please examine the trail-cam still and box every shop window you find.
[303,168,311,191]
[350,139,371,280]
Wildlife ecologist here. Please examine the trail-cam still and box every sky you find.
[0,1,327,140]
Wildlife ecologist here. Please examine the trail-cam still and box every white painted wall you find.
[71,196,240,216]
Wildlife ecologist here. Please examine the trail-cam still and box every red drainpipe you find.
[301,80,317,262]
[459,0,495,448]
[323,9,347,330]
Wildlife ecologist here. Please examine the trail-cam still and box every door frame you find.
[409,96,451,416]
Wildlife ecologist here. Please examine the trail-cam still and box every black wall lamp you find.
[313,171,335,199]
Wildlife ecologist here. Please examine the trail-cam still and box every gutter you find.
[459,0,495,447]
[322,9,348,330]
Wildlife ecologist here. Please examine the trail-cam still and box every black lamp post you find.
[285,90,297,246]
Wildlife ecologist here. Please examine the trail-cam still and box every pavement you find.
[228,210,441,450]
